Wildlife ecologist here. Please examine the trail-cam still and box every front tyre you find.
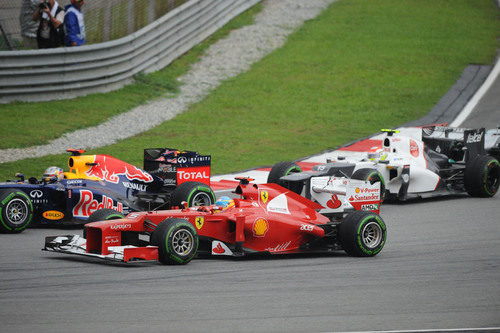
[339,211,387,257]
[464,155,499,197]
[0,189,33,233]
[171,181,215,208]
[267,161,303,194]
[152,218,198,265]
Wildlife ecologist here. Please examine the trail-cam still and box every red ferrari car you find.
[44,177,387,264]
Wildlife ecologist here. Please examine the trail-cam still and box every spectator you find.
[19,0,40,49]
[64,0,86,47]
[32,0,65,49]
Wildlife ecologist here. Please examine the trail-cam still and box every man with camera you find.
[31,0,65,48]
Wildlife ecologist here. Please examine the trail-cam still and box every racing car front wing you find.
[43,235,159,263]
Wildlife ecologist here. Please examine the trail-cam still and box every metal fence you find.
[0,0,261,103]
[0,0,187,50]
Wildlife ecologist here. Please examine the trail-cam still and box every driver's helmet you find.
[367,147,385,161]
[215,196,235,210]
[43,166,64,182]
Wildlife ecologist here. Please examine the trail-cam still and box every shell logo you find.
[355,188,360,194]
[43,210,64,220]
[410,139,419,157]
[253,218,269,237]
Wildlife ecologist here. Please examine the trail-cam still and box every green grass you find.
[0,0,498,181]
[0,4,263,149]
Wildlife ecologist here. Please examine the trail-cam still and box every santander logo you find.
[212,243,226,254]
[73,190,123,218]
[409,139,419,158]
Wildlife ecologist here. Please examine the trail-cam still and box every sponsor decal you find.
[466,132,483,143]
[266,194,290,215]
[195,217,204,230]
[355,188,360,194]
[265,241,291,252]
[73,190,123,218]
[110,224,131,230]
[349,194,379,201]
[176,166,210,184]
[211,241,233,256]
[260,190,269,204]
[43,210,64,220]
[326,194,342,209]
[409,139,419,157]
[361,203,379,211]
[122,182,147,192]
[30,190,43,198]
[178,157,187,163]
[435,145,441,153]
[253,218,269,237]
[300,224,314,232]
[104,236,120,244]
[29,190,48,204]
[85,155,153,184]
[66,180,83,185]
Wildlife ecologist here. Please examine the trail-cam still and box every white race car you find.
[269,127,499,201]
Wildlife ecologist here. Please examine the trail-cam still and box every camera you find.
[39,1,50,10]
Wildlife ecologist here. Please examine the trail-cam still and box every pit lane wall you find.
[0,0,261,104]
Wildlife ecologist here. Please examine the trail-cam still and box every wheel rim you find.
[191,192,212,206]
[6,198,29,225]
[361,221,383,249]
[171,229,194,256]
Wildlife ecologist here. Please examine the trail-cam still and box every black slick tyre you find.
[84,208,125,238]
[464,155,500,197]
[0,189,33,233]
[171,181,215,208]
[351,168,386,201]
[339,211,387,257]
[152,218,198,265]
[267,161,303,194]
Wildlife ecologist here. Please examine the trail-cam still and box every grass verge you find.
[0,4,262,149]
[0,0,498,181]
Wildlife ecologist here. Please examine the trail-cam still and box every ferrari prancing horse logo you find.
[260,190,269,204]
[195,216,204,230]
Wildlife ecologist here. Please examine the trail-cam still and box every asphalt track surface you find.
[0,194,499,333]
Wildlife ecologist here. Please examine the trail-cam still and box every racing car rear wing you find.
[143,148,211,186]
[421,126,485,162]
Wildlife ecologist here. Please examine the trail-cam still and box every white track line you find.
[328,327,500,333]
[449,56,500,127]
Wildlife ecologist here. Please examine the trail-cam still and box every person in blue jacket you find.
[64,0,85,46]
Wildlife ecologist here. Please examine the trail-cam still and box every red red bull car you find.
[0,148,215,233]
[43,177,387,264]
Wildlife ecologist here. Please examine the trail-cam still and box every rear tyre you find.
[152,218,198,265]
[84,208,125,238]
[171,181,215,208]
[267,161,303,194]
[0,189,33,233]
[339,211,387,257]
[351,168,386,201]
[464,155,500,197]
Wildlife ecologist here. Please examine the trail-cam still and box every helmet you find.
[367,147,384,161]
[43,166,64,182]
[215,196,235,210]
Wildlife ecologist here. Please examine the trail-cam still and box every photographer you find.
[32,0,65,49]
